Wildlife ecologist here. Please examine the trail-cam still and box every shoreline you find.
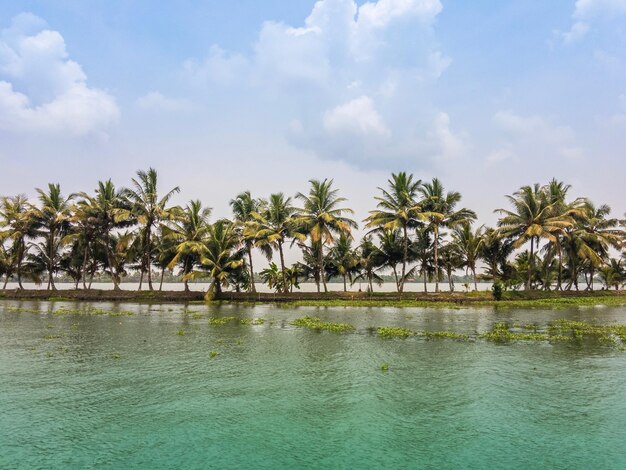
[0,288,624,308]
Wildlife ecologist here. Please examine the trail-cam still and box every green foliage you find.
[209,351,220,358]
[492,280,504,301]
[207,316,237,326]
[380,362,389,372]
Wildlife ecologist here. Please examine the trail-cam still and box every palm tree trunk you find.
[2,275,9,290]
[423,267,428,293]
[247,243,256,293]
[159,267,165,291]
[556,242,563,291]
[81,242,89,290]
[138,270,144,291]
[146,226,153,291]
[369,275,373,293]
[278,240,287,294]
[527,237,535,290]
[434,225,439,293]
[392,266,400,292]
[319,244,328,293]
[343,274,347,292]
[105,230,120,291]
[473,267,478,291]
[400,225,408,293]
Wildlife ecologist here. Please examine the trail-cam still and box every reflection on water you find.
[1,301,626,469]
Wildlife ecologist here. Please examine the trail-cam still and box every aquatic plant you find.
[380,362,389,372]
[208,316,237,326]
[377,327,414,339]
[418,331,470,340]
[291,316,354,333]
[209,351,219,358]
[176,329,187,336]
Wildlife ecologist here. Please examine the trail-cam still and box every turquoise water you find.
[1,301,626,469]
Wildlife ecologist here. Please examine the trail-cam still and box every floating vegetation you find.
[111,353,120,359]
[208,316,237,326]
[418,331,470,340]
[291,316,354,333]
[46,352,54,358]
[380,362,389,372]
[377,327,415,339]
[109,311,134,317]
[209,351,220,358]
[176,330,188,336]
[190,312,204,320]
[239,318,266,325]
[43,334,62,340]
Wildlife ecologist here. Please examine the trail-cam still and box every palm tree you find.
[450,223,484,291]
[77,180,130,290]
[495,184,573,290]
[353,235,384,293]
[260,262,282,292]
[365,172,421,293]
[377,229,408,292]
[439,242,463,292]
[294,179,357,293]
[121,168,180,290]
[412,227,435,292]
[569,202,623,290]
[479,227,514,282]
[248,193,299,293]
[0,195,36,289]
[164,200,212,292]
[419,178,476,292]
[327,233,358,291]
[31,184,74,290]
[230,191,264,293]
[188,219,245,296]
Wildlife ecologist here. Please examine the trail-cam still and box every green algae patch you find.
[377,327,415,339]
[291,316,355,333]
[208,316,237,326]
[418,331,470,340]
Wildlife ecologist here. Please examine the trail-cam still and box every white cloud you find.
[180,0,449,169]
[323,96,390,137]
[492,111,584,161]
[557,0,626,44]
[431,112,466,160]
[135,91,192,112]
[0,13,118,136]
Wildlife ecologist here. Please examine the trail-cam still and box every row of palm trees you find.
[0,169,624,293]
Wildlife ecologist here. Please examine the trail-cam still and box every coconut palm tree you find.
[327,233,359,292]
[495,184,573,290]
[294,179,357,293]
[568,202,623,290]
[353,235,384,293]
[377,229,408,292]
[188,219,245,296]
[76,180,130,290]
[450,223,484,290]
[0,195,36,289]
[230,191,264,293]
[248,193,299,293]
[419,178,476,292]
[31,184,74,290]
[164,200,212,292]
[365,172,421,293]
[479,227,514,282]
[121,168,180,290]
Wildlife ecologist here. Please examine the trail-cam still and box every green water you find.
[1,301,626,469]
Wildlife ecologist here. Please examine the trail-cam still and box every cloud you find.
[180,0,450,169]
[323,96,390,137]
[135,91,192,112]
[556,0,626,44]
[491,111,584,162]
[0,13,118,136]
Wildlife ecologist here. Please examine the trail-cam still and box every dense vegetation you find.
[0,169,624,294]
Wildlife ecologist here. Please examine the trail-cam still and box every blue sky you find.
[0,0,625,231]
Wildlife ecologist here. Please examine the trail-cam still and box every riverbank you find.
[0,288,624,308]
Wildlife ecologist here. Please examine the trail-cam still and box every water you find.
[1,301,626,469]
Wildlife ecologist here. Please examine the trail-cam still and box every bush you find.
[492,280,504,301]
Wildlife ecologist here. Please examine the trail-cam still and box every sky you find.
[1,0,625,242]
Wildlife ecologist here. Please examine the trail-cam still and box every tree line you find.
[1,169,624,294]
